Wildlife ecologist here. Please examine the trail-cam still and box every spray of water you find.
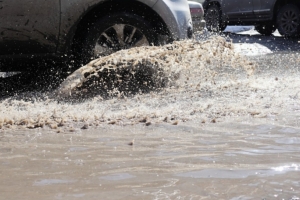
[56,36,255,99]
[1,35,278,131]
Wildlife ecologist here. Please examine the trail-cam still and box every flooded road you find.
[1,121,300,199]
[0,32,300,199]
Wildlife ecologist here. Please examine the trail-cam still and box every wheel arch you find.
[58,0,170,57]
[203,0,227,30]
[273,0,300,19]
[203,0,222,11]
[203,0,227,23]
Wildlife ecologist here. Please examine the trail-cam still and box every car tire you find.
[76,12,159,65]
[205,5,226,32]
[255,24,276,36]
[276,4,300,37]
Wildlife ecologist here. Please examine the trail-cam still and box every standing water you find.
[0,35,299,199]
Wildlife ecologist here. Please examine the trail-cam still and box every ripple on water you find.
[33,179,76,186]
[275,137,300,144]
[176,164,300,179]
[99,173,135,181]
[278,127,300,134]
[68,147,89,152]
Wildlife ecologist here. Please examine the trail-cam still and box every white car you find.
[188,1,206,32]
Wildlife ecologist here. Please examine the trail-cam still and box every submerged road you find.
[0,29,300,199]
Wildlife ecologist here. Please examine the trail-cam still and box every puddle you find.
[1,121,300,199]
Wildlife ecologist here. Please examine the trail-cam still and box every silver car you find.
[188,1,206,32]
[0,0,193,71]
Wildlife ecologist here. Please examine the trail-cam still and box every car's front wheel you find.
[255,24,276,36]
[76,12,159,65]
[276,4,300,37]
[205,5,226,32]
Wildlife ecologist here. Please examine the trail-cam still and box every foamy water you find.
[0,35,299,131]
[0,36,300,130]
[0,36,257,130]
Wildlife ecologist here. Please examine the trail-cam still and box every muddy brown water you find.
[1,120,300,200]
[0,35,300,199]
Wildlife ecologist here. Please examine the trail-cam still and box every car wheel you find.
[77,12,159,65]
[276,4,300,37]
[205,5,226,32]
[255,24,276,36]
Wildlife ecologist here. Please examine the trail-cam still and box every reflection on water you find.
[176,164,299,179]
[34,179,76,186]
[275,137,300,144]
[99,173,135,181]
[272,164,299,172]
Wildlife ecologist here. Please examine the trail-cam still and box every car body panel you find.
[188,1,206,31]
[203,0,278,24]
[0,0,60,55]
[191,0,205,4]
[152,0,193,40]
[224,0,255,21]
[253,0,276,20]
[58,0,159,53]
[0,0,192,71]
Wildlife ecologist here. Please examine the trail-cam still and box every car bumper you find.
[153,0,193,40]
[188,1,206,32]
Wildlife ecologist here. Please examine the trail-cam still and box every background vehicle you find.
[190,0,205,4]
[0,0,192,71]
[188,1,206,32]
[202,0,300,37]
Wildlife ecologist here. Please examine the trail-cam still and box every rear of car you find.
[188,1,206,32]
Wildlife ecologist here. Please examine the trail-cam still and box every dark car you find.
[0,0,193,71]
[203,0,300,37]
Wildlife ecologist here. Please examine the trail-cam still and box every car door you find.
[0,0,60,55]
[223,0,255,21]
[253,0,276,20]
